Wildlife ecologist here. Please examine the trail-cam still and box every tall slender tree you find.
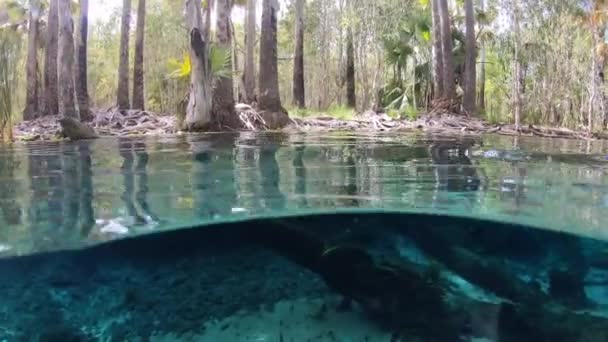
[43,0,59,116]
[132,0,146,110]
[212,0,238,128]
[478,0,486,110]
[431,0,444,99]
[292,0,305,108]
[258,0,283,113]
[463,0,476,114]
[184,0,212,130]
[345,27,356,108]
[76,0,92,121]
[23,0,40,120]
[57,0,78,119]
[512,0,522,130]
[242,0,256,104]
[438,0,456,99]
[117,0,132,110]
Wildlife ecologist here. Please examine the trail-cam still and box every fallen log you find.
[244,222,608,341]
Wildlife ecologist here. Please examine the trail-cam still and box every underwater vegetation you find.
[0,212,607,341]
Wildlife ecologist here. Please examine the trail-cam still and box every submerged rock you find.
[58,117,99,140]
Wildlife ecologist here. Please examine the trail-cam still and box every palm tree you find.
[431,0,444,99]
[117,0,131,110]
[242,0,256,104]
[463,0,476,114]
[57,0,78,119]
[24,0,41,120]
[212,0,239,128]
[132,0,146,110]
[346,28,356,108]
[292,0,305,108]
[258,0,283,113]
[76,0,92,121]
[43,0,59,116]
[438,0,456,99]
[184,0,212,130]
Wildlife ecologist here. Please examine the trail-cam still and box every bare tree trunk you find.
[258,0,284,113]
[117,0,131,110]
[43,0,59,116]
[292,0,305,108]
[242,0,256,104]
[438,0,456,99]
[184,0,212,130]
[589,26,600,133]
[463,0,476,114]
[24,0,40,120]
[212,0,239,129]
[57,0,78,119]
[76,0,92,121]
[512,0,522,130]
[346,27,356,109]
[478,0,486,110]
[132,0,145,110]
[431,0,444,99]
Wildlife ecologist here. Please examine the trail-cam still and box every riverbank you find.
[11,105,608,142]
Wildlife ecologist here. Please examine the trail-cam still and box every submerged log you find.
[245,222,608,341]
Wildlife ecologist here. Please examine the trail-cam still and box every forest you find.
[0,0,607,141]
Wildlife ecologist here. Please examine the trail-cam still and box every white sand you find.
[198,297,392,341]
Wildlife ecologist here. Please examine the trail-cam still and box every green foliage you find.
[166,45,232,80]
[0,28,21,139]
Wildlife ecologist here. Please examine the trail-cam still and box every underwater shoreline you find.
[1,212,607,341]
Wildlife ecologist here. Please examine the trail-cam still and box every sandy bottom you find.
[150,297,392,341]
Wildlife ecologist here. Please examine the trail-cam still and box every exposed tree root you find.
[11,105,608,141]
[14,108,177,141]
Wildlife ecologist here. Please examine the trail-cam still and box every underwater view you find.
[0,132,608,341]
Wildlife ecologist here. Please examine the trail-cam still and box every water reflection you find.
[429,139,480,192]
[189,134,238,218]
[0,145,22,226]
[119,138,158,225]
[1,132,608,254]
[259,134,286,210]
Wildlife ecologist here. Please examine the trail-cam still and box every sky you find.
[88,0,290,26]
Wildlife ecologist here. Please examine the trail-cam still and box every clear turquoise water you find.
[1,132,608,256]
[0,132,607,341]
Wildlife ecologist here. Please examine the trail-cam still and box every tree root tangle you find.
[11,105,608,141]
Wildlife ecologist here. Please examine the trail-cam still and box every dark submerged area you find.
[1,212,607,341]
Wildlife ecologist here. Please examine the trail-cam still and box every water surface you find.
[1,131,608,256]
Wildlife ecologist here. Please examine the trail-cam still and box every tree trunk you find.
[512,0,522,130]
[438,0,456,99]
[431,0,444,99]
[463,0,476,114]
[212,0,239,129]
[132,0,145,110]
[117,0,131,110]
[242,0,256,104]
[184,0,212,130]
[478,0,486,111]
[258,0,284,113]
[292,0,305,108]
[24,0,40,121]
[43,0,59,116]
[346,28,356,109]
[76,0,92,121]
[57,0,78,119]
